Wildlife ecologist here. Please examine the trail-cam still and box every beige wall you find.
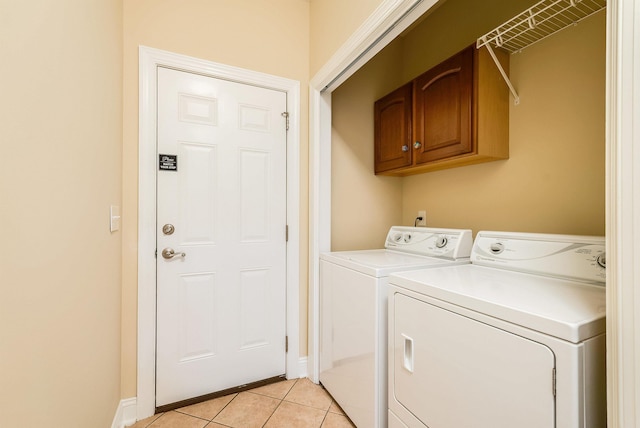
[309,0,384,76]
[400,0,538,82]
[122,0,310,398]
[331,0,605,250]
[331,38,405,250]
[403,11,606,236]
[0,0,123,426]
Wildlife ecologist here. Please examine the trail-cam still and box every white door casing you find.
[138,47,300,419]
[155,67,287,406]
[307,0,443,384]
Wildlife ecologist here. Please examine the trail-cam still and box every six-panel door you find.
[156,67,288,406]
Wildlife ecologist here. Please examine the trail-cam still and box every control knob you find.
[597,253,606,269]
[435,235,448,248]
[490,242,505,254]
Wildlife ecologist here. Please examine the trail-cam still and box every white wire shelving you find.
[476,0,607,104]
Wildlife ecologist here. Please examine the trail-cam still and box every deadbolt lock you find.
[162,224,175,235]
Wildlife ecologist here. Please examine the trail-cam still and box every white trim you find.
[111,398,137,428]
[138,46,300,420]
[311,0,440,93]
[298,356,309,379]
[307,87,331,383]
[606,0,640,426]
[307,0,441,384]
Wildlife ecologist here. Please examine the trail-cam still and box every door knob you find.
[414,141,422,149]
[401,145,409,152]
[162,248,186,259]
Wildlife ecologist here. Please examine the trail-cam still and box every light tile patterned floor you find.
[129,378,356,428]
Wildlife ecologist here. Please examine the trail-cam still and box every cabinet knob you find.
[402,145,409,152]
[414,141,422,149]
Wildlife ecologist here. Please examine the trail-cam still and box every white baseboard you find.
[298,356,308,379]
[111,397,137,428]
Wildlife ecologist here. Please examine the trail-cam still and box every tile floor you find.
[128,378,356,428]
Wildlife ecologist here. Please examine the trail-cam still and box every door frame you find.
[137,46,300,419]
[307,0,442,384]
[308,0,640,426]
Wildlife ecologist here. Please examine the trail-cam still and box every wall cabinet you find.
[374,45,509,176]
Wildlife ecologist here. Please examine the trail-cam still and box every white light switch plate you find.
[110,205,121,232]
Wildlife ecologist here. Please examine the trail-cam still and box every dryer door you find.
[392,293,556,428]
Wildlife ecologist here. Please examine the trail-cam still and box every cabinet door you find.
[374,83,412,173]
[413,46,473,164]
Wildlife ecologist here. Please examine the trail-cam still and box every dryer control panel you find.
[384,226,473,260]
[472,231,606,284]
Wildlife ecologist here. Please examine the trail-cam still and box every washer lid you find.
[320,249,469,277]
[389,264,606,343]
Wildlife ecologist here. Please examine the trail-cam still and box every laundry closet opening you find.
[330,0,605,251]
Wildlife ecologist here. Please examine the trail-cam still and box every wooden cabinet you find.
[374,45,509,176]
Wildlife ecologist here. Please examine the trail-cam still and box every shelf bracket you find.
[478,38,520,105]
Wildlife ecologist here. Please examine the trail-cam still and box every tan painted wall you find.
[310,0,384,76]
[403,12,606,236]
[331,38,405,250]
[400,0,539,82]
[331,0,605,250]
[122,0,310,398]
[0,0,123,426]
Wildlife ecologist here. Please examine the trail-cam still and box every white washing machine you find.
[388,231,607,428]
[320,226,473,428]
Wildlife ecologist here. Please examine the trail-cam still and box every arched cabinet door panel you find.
[374,83,413,173]
[413,46,473,164]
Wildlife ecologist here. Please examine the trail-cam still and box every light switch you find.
[110,205,121,232]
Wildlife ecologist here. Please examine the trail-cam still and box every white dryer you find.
[320,226,473,428]
[388,231,606,428]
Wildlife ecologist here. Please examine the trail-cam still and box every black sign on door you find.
[159,154,178,171]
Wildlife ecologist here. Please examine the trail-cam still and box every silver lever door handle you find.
[162,248,186,259]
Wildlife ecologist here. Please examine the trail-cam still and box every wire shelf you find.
[477,0,606,54]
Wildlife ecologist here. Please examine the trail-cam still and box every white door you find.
[156,67,288,407]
